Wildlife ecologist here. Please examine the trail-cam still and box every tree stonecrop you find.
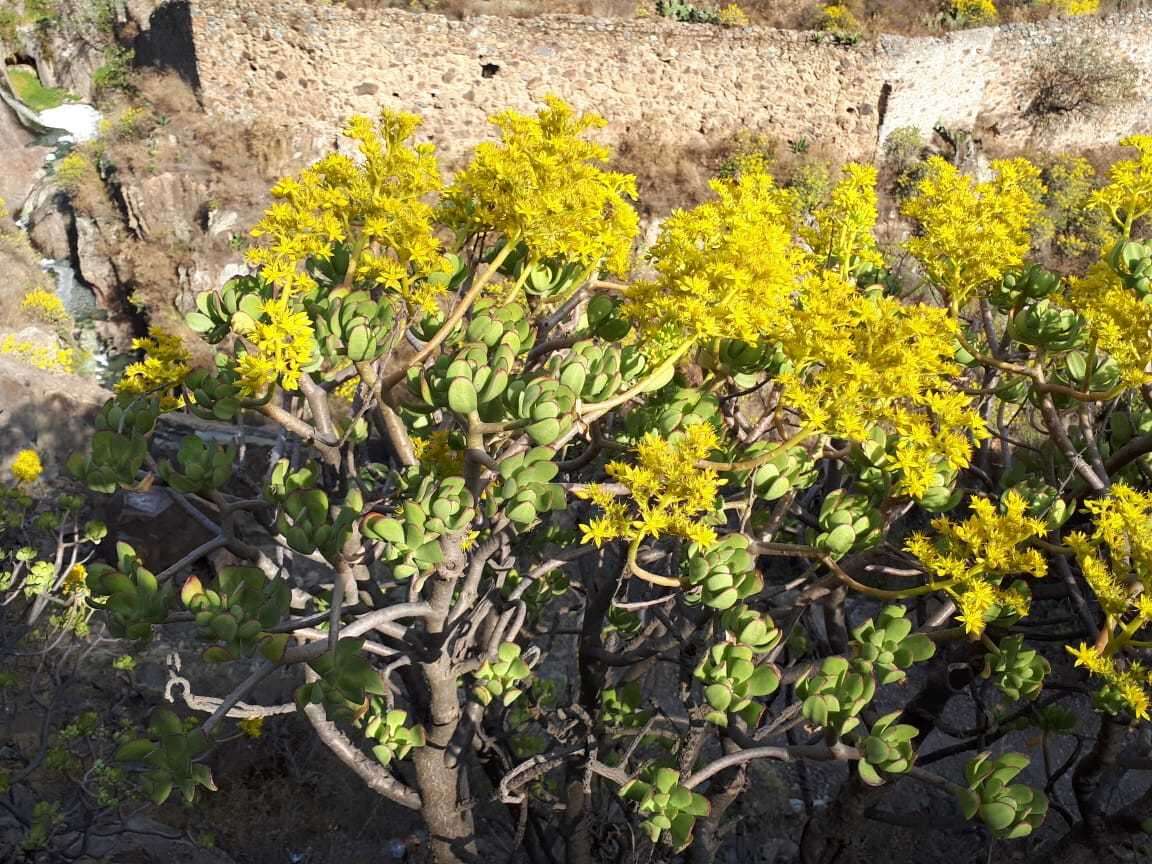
[12,102,1152,860]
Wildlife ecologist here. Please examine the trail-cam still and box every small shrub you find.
[92,46,135,97]
[1039,154,1108,260]
[1024,34,1139,118]
[99,105,155,141]
[1041,0,1098,14]
[53,151,98,193]
[717,2,749,26]
[947,0,998,27]
[818,2,863,44]
[884,126,928,197]
[657,0,720,23]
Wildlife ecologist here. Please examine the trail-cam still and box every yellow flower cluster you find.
[10,449,43,485]
[1042,154,1108,258]
[1090,135,1152,237]
[1064,262,1152,387]
[1066,484,1152,617]
[717,3,749,26]
[902,157,1045,303]
[578,423,723,548]
[62,563,88,595]
[412,429,465,477]
[233,297,316,397]
[248,110,449,310]
[802,163,884,274]
[819,2,861,34]
[441,96,639,277]
[1041,0,1098,14]
[626,156,805,346]
[1063,484,1152,720]
[776,272,986,498]
[0,334,75,373]
[1068,643,1151,720]
[905,491,1047,635]
[20,288,69,325]
[117,329,191,405]
[951,0,998,22]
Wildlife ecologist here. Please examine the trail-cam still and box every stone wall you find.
[184,1,1152,165]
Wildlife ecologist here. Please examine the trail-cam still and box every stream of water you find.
[13,101,129,387]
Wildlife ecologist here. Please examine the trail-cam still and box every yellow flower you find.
[1041,0,1098,13]
[1064,262,1152,388]
[951,0,997,22]
[237,716,265,738]
[11,449,43,485]
[0,334,75,373]
[1090,134,1152,236]
[441,96,638,276]
[902,156,1045,303]
[906,491,1047,636]
[248,109,450,311]
[776,272,987,497]
[803,163,884,273]
[580,517,621,548]
[717,3,749,26]
[1068,642,1109,674]
[233,297,316,397]
[20,288,69,325]
[116,329,192,407]
[626,155,805,347]
[1069,485,1152,615]
[411,429,465,477]
[579,423,724,547]
[62,563,88,595]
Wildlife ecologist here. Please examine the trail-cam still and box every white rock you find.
[38,104,102,142]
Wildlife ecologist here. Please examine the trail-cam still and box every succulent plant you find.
[474,642,532,706]
[851,606,935,685]
[694,642,780,726]
[1107,238,1152,296]
[295,637,388,722]
[624,385,721,440]
[600,681,650,729]
[796,656,876,737]
[268,461,361,562]
[989,264,1061,311]
[85,543,173,641]
[810,490,882,558]
[310,288,397,362]
[158,435,237,495]
[957,752,1048,839]
[486,446,566,527]
[983,636,1050,701]
[361,703,426,766]
[856,711,919,786]
[723,443,816,502]
[682,533,763,610]
[186,274,270,344]
[719,606,782,654]
[547,340,645,404]
[585,294,633,341]
[619,765,711,850]
[362,473,475,581]
[1010,298,1084,352]
[504,376,578,446]
[115,709,215,804]
[180,566,292,663]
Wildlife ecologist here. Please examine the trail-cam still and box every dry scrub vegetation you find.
[329,0,1152,35]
